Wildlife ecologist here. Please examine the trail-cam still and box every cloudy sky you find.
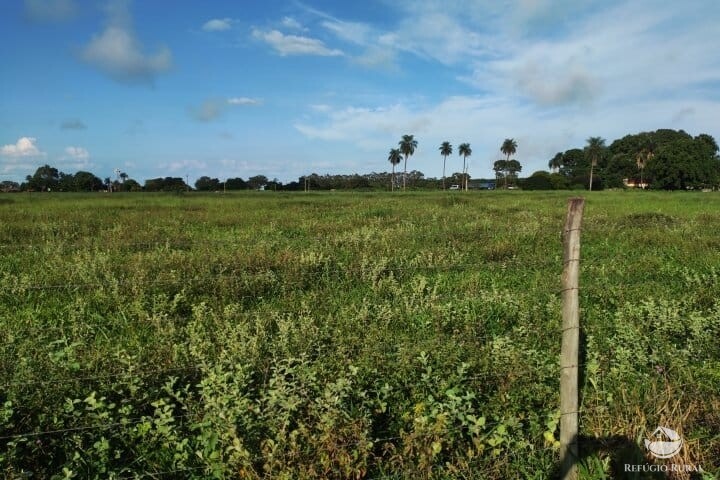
[1,0,719,184]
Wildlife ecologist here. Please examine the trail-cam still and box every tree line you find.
[2,129,716,193]
[529,129,720,190]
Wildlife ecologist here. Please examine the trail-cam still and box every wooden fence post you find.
[560,197,585,480]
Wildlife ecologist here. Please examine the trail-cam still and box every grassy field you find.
[0,191,718,479]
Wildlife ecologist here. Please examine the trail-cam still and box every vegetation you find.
[1,191,718,479]
[546,129,719,191]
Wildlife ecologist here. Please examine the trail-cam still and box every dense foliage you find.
[1,191,718,479]
[545,129,720,190]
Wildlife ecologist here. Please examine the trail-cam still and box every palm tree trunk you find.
[391,165,395,192]
[462,156,467,191]
[505,154,510,189]
[589,164,594,191]
[403,156,407,191]
[442,156,446,190]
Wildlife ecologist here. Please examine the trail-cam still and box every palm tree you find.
[548,152,563,173]
[585,136,605,191]
[399,134,418,191]
[500,138,518,188]
[439,141,452,190]
[458,143,472,191]
[388,148,402,191]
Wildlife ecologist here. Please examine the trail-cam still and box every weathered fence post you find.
[560,197,584,480]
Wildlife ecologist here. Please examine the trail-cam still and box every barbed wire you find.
[0,359,501,391]
[0,414,193,441]
[0,264,566,296]
[0,409,551,452]
[0,365,202,390]
[0,225,571,252]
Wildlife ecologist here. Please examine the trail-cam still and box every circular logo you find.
[644,426,683,459]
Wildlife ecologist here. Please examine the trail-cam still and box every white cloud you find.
[160,159,208,173]
[309,104,332,112]
[1,137,44,157]
[24,0,77,22]
[252,28,343,57]
[63,146,90,160]
[294,92,720,179]
[320,20,372,45]
[81,1,172,84]
[281,16,306,31]
[227,97,262,106]
[354,46,398,71]
[202,18,232,32]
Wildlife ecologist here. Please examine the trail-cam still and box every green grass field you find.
[1,191,718,479]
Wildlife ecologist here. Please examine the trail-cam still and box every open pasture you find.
[1,191,718,479]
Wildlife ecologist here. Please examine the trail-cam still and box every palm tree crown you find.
[399,134,418,191]
[439,141,452,190]
[501,138,517,161]
[548,152,563,173]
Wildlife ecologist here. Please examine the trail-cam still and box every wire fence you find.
[0,224,569,252]
[0,214,700,476]
[2,409,561,479]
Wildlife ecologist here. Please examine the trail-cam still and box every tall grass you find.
[0,191,718,479]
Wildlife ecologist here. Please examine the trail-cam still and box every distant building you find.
[623,178,649,189]
[467,179,495,189]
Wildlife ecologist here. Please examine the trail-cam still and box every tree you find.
[388,148,402,191]
[74,171,104,191]
[224,177,247,190]
[195,176,221,191]
[1,181,20,192]
[26,164,60,191]
[500,139,518,188]
[458,143,472,191]
[439,141,452,190]
[633,136,655,189]
[648,136,719,190]
[122,179,142,191]
[247,175,268,190]
[493,160,507,186]
[548,152,563,173]
[585,136,606,191]
[399,134,417,191]
[506,160,522,187]
[522,171,554,190]
[120,172,128,183]
[144,177,188,192]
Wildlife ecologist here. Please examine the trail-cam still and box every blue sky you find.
[1,0,719,184]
